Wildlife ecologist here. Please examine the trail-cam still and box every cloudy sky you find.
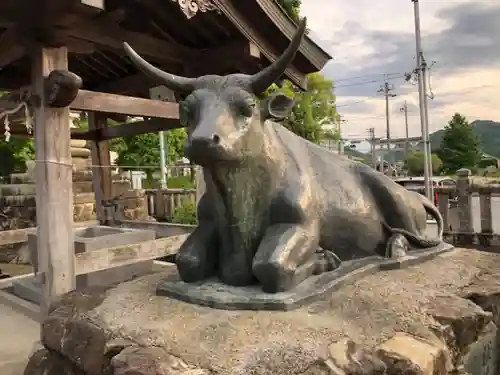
[300,0,500,151]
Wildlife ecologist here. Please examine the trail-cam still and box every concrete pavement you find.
[0,300,39,375]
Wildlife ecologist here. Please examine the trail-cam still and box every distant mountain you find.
[336,120,500,163]
[429,120,500,158]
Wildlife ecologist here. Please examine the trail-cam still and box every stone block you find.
[325,339,386,375]
[375,333,452,375]
[0,184,36,196]
[74,202,96,222]
[462,322,498,375]
[425,294,492,365]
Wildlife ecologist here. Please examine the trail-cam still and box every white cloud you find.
[301,0,500,140]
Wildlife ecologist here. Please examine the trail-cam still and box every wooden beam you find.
[8,118,182,140]
[58,19,193,62]
[32,45,75,317]
[195,40,254,67]
[103,118,182,139]
[70,90,180,119]
[0,26,26,68]
[97,73,154,95]
[88,112,112,224]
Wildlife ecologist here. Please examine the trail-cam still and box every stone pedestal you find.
[23,248,500,375]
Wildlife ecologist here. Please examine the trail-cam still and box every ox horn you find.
[249,17,307,95]
[123,42,197,95]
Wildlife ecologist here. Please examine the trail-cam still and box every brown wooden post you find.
[88,112,113,224]
[32,46,75,317]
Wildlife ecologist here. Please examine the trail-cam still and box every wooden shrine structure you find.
[0,0,331,315]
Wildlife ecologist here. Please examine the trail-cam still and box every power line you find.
[334,72,404,83]
[335,83,498,109]
[335,74,405,89]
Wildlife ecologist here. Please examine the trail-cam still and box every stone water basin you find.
[13,225,156,305]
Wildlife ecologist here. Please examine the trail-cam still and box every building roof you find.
[0,0,332,95]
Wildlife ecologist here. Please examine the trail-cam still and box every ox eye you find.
[237,100,255,118]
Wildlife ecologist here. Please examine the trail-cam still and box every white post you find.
[159,131,167,188]
[412,0,431,200]
[150,86,175,189]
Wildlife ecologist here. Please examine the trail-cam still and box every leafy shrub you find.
[171,200,197,225]
[167,175,195,189]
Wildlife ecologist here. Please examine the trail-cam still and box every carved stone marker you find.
[124,18,451,309]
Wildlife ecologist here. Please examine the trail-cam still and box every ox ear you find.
[261,93,295,121]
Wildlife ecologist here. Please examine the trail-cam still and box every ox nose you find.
[191,133,221,148]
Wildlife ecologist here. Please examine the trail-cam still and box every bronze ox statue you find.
[123,18,444,294]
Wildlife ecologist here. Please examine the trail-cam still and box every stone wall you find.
[0,137,151,231]
[0,172,150,230]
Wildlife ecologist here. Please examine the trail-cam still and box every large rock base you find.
[24,248,500,375]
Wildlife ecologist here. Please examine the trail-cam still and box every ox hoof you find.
[253,261,295,294]
[386,234,410,259]
[176,252,211,283]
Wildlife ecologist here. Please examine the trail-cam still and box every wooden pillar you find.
[32,46,75,317]
[88,112,113,224]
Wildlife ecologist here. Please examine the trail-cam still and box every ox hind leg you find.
[252,221,338,293]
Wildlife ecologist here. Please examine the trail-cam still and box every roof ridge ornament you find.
[171,0,220,19]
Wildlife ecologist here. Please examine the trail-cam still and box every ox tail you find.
[382,193,444,249]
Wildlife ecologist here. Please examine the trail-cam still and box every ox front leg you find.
[176,196,219,282]
[252,222,319,293]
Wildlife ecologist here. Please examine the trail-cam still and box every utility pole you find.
[421,57,434,200]
[411,0,432,200]
[378,80,396,176]
[400,101,409,161]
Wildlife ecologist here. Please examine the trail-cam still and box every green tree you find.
[276,0,302,22]
[0,137,35,177]
[266,72,339,144]
[115,129,187,178]
[405,151,442,176]
[437,113,481,173]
